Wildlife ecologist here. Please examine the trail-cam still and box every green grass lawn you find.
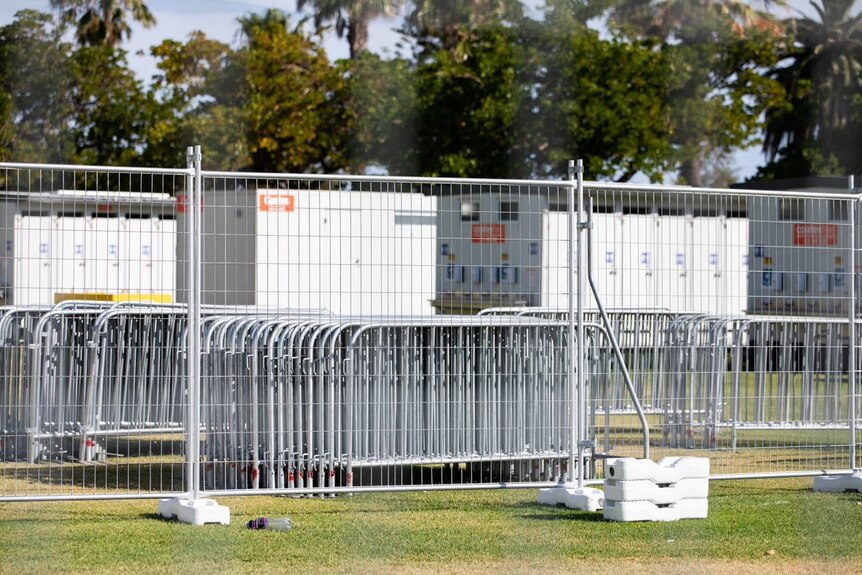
[0,478,860,574]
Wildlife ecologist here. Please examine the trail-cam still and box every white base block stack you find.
[157,498,231,526]
[813,471,862,493]
[536,485,605,512]
[602,457,709,522]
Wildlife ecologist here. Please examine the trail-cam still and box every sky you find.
[1,0,838,182]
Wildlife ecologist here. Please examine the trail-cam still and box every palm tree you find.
[297,0,401,59]
[50,0,155,47]
[236,9,292,44]
[608,0,785,39]
[405,0,524,51]
[762,0,862,176]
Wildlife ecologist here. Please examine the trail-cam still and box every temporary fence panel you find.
[578,186,859,478]
[0,163,190,500]
[0,157,860,505]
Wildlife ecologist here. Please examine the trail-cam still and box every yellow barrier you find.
[53,292,173,304]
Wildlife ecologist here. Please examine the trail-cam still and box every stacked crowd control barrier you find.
[199,316,577,491]
[2,302,860,492]
[1,304,582,490]
[0,303,194,463]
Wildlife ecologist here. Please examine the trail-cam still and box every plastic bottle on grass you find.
[246,517,292,531]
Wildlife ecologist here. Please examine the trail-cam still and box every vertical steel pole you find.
[567,160,577,483]
[185,147,194,497]
[576,160,586,488]
[185,145,203,499]
[850,175,857,469]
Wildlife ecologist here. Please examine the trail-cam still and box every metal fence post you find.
[186,145,203,500]
[576,159,587,488]
[851,176,858,469]
[567,160,577,484]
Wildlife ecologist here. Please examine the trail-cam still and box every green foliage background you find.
[0,1,860,183]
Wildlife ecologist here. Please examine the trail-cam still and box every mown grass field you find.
[0,478,860,575]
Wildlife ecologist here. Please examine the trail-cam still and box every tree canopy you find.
[0,1,859,182]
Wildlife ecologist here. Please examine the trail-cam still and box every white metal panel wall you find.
[13,215,53,305]
[87,216,123,294]
[53,217,88,295]
[257,189,437,315]
[124,218,145,293]
[580,212,619,309]
[619,214,659,309]
[542,210,567,309]
[726,216,749,316]
[155,218,177,300]
[655,215,691,312]
[691,215,724,315]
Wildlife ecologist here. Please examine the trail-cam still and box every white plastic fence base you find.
[813,472,862,493]
[604,477,708,504]
[606,456,710,482]
[602,457,709,522]
[157,498,231,526]
[537,485,605,512]
[603,498,709,522]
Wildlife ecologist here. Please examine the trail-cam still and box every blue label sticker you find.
[640,252,650,266]
[709,253,718,267]
[605,251,615,265]
[835,267,845,288]
[742,254,749,267]
[676,253,685,267]
[440,243,449,256]
[142,245,151,257]
[74,244,84,256]
[5,240,11,253]
[39,243,48,255]
[762,269,773,288]
[754,245,763,258]
[529,242,539,256]
[108,244,118,257]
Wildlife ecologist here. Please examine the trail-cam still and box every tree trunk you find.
[348,17,369,59]
[679,154,704,187]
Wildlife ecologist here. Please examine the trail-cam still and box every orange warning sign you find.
[259,193,295,213]
[471,223,505,244]
[793,223,837,246]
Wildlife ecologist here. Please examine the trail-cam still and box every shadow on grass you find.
[0,461,187,494]
[519,510,606,522]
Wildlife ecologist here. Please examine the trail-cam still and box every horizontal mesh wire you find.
[0,161,859,500]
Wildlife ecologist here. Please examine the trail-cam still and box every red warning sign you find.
[175,193,204,213]
[793,223,837,246]
[471,223,506,244]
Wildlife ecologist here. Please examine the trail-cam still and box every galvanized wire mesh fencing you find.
[0,153,859,502]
